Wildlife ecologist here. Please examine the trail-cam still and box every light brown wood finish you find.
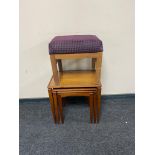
[52,88,97,92]
[48,77,101,91]
[95,52,102,83]
[48,71,101,88]
[89,93,93,123]
[56,90,97,123]
[50,55,59,84]
[57,94,64,123]
[57,92,94,97]
[47,76,102,123]
[97,87,101,122]
[48,89,56,123]
[53,92,60,123]
[48,51,102,124]
[54,52,102,59]
[92,58,96,70]
[57,59,63,72]
[93,93,97,123]
[50,52,102,85]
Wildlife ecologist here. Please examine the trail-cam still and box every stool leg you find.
[50,55,59,85]
[57,59,63,72]
[57,95,64,123]
[53,92,60,124]
[95,52,102,83]
[48,89,56,123]
[92,58,96,70]
[89,94,93,123]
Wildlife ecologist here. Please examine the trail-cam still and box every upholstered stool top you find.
[49,35,103,54]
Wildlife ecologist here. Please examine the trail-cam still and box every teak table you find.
[48,72,101,124]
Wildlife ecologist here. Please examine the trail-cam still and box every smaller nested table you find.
[48,77,101,124]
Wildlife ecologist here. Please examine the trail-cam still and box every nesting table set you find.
[47,35,103,124]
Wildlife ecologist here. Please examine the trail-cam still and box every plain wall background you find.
[19,0,134,98]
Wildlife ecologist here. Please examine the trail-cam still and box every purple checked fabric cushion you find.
[49,35,103,54]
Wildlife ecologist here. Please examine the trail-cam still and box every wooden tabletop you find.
[48,70,101,88]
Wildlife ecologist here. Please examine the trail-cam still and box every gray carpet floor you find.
[19,96,135,155]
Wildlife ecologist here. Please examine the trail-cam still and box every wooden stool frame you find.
[50,52,103,85]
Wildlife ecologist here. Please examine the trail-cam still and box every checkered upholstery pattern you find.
[49,35,103,54]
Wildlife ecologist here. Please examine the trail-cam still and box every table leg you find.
[93,93,97,123]
[97,88,101,122]
[48,89,56,123]
[57,94,64,123]
[89,94,93,123]
[53,92,60,124]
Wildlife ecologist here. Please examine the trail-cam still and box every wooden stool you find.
[49,35,103,85]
